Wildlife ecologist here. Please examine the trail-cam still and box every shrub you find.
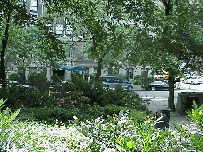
[57,91,91,109]
[32,106,79,124]
[133,75,154,86]
[8,73,21,81]
[0,87,24,109]
[0,99,23,149]
[27,70,49,91]
[69,75,147,110]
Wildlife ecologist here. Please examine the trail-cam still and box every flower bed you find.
[1,99,203,151]
[1,112,202,151]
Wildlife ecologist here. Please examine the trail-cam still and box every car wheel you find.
[191,81,194,85]
[127,86,132,92]
[152,87,156,91]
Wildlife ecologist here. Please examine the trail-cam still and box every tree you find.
[0,0,66,87]
[127,0,202,110]
[157,0,202,110]
[0,0,29,87]
[44,0,134,81]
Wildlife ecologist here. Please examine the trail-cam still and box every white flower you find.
[118,110,123,119]
[73,116,78,120]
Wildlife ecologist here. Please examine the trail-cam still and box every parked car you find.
[146,81,169,91]
[100,76,134,91]
[0,81,32,89]
[185,76,203,85]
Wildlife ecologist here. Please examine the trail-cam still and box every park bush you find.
[0,99,23,149]
[70,74,147,108]
[32,106,78,124]
[0,85,56,109]
[1,97,203,151]
[0,86,25,109]
[133,75,154,89]
[8,73,21,81]
[27,70,49,92]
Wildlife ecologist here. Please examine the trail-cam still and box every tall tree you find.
[127,0,202,110]
[44,0,135,81]
[0,0,66,86]
[0,0,29,87]
[159,0,202,110]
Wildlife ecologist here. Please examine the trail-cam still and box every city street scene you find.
[0,0,202,151]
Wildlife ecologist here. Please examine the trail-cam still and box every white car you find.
[185,76,203,85]
[148,81,169,91]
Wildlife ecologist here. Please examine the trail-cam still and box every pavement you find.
[169,112,190,130]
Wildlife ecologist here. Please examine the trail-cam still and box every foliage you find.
[0,86,22,109]
[0,83,54,109]
[8,73,20,81]
[72,110,181,151]
[71,75,147,109]
[31,88,145,124]
[134,75,154,86]
[125,0,202,110]
[186,101,203,131]
[0,99,25,149]
[6,25,66,70]
[1,98,203,151]
[32,106,78,124]
[50,74,63,84]
[0,0,66,86]
[27,69,49,91]
[44,0,132,81]
[172,101,203,151]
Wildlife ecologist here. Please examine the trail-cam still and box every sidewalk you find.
[169,112,190,130]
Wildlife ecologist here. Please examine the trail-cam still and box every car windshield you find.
[152,81,164,85]
[100,77,129,83]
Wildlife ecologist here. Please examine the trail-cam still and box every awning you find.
[69,67,86,72]
[59,65,75,70]
[58,65,86,72]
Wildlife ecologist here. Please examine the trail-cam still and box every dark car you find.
[144,81,169,91]
[0,81,33,90]
[100,76,134,91]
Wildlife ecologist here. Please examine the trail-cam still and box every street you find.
[134,82,203,113]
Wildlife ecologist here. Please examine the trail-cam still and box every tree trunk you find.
[162,0,175,111]
[1,14,11,88]
[168,75,175,111]
[95,58,102,82]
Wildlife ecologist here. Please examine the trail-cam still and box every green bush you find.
[8,73,21,81]
[86,104,138,119]
[0,86,24,109]
[0,99,23,149]
[31,103,144,124]
[57,90,91,109]
[27,70,49,91]
[186,101,203,130]
[0,85,58,109]
[133,75,154,86]
[134,75,143,85]
[32,106,79,124]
